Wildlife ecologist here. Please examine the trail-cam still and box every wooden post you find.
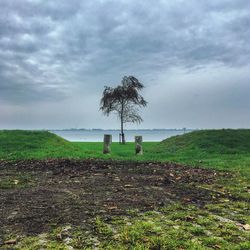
[103,134,112,154]
[135,136,143,155]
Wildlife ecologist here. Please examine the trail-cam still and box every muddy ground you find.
[0,159,229,237]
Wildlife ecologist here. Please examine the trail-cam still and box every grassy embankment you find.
[1,129,250,177]
[0,129,250,249]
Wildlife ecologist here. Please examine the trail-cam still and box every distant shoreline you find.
[50,128,196,132]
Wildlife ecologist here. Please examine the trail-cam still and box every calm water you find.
[51,129,191,142]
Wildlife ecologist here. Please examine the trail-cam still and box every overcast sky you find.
[0,0,250,129]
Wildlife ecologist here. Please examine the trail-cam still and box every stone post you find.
[103,134,112,154]
[135,136,143,155]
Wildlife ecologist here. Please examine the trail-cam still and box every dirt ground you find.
[0,159,229,237]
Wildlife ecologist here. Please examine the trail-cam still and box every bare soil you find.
[0,159,229,236]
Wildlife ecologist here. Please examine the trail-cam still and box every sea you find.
[51,129,193,142]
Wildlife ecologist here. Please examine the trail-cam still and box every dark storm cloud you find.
[0,0,250,128]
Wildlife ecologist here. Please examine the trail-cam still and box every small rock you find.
[14,179,19,185]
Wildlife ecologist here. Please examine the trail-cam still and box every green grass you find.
[8,203,250,249]
[1,129,250,249]
[156,129,250,177]
[1,129,250,177]
[0,130,73,159]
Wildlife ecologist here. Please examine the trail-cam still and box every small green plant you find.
[95,217,114,237]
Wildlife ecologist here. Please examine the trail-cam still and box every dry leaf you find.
[215,244,221,249]
[124,184,133,188]
[242,224,250,231]
[4,239,17,245]
[185,215,195,221]
[107,206,117,211]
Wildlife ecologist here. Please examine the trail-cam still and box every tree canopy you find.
[100,76,147,143]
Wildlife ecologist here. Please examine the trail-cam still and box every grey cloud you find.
[0,0,250,128]
[142,65,250,128]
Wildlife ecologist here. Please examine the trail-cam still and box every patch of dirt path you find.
[0,159,228,236]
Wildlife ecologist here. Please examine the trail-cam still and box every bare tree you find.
[100,76,147,144]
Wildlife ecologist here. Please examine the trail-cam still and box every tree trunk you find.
[120,118,125,144]
[120,101,125,144]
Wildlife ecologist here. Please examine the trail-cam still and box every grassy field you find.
[1,129,250,177]
[0,129,250,249]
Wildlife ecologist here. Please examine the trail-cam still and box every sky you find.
[0,0,250,129]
